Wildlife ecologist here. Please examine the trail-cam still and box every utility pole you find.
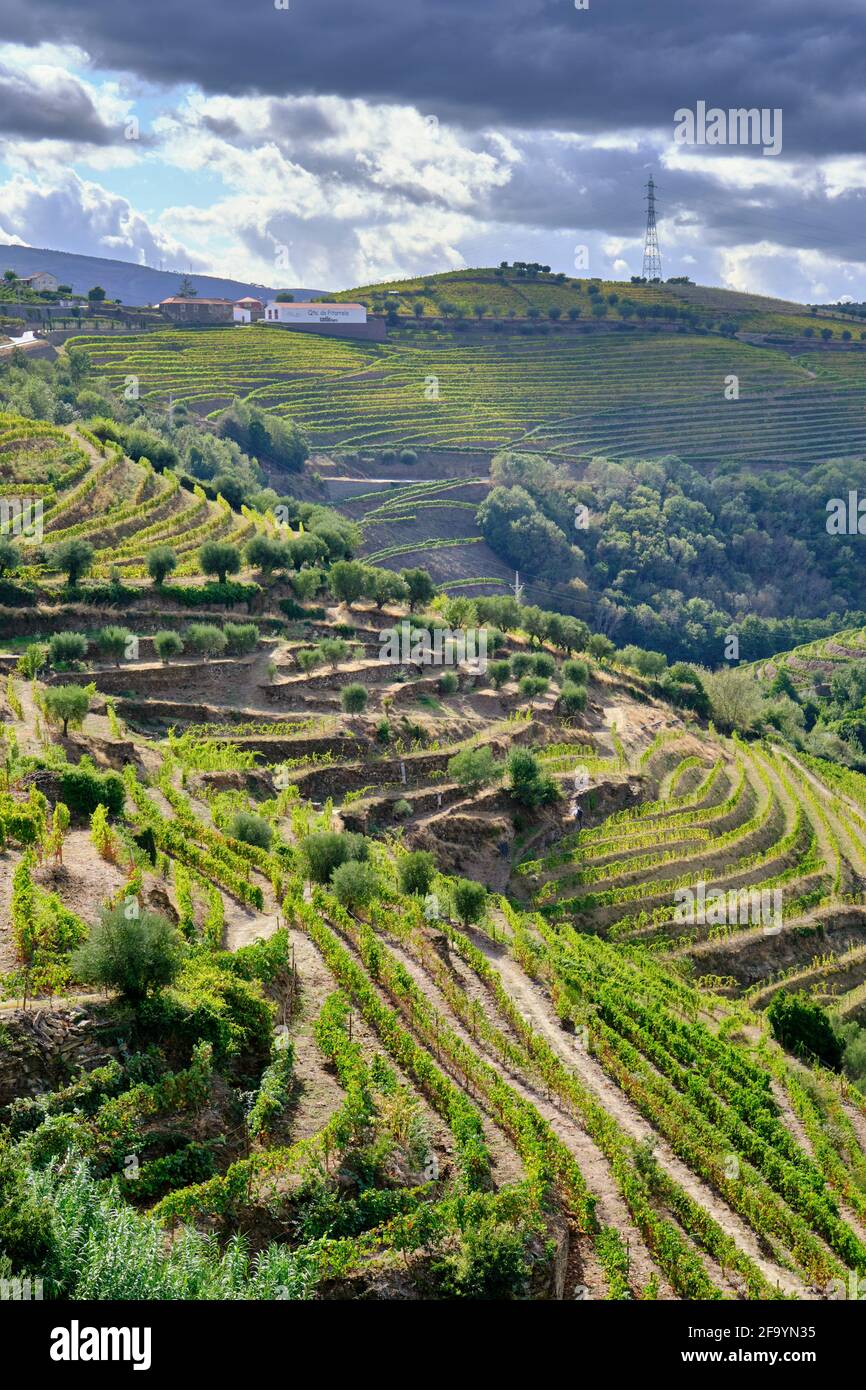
[513,569,525,603]
[642,176,663,281]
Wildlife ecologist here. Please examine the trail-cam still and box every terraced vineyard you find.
[0,413,269,580]
[4,512,866,1305]
[74,314,866,465]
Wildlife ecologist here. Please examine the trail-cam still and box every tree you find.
[587,634,615,660]
[519,674,548,704]
[364,567,409,610]
[246,534,287,576]
[702,667,763,733]
[178,275,197,297]
[229,811,273,850]
[341,682,368,713]
[329,559,367,606]
[301,830,368,884]
[154,630,184,663]
[453,877,487,926]
[506,748,558,808]
[87,286,106,302]
[331,859,379,910]
[531,652,555,679]
[767,991,844,1070]
[147,545,177,585]
[562,658,589,684]
[43,684,90,737]
[0,537,21,575]
[50,538,94,586]
[199,541,241,584]
[185,623,227,660]
[398,850,436,897]
[95,625,132,666]
[400,567,434,612]
[72,903,184,1005]
[510,653,532,680]
[448,745,501,793]
[48,632,88,668]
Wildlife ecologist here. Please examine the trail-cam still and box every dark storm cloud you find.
[0,62,120,144]
[3,0,866,156]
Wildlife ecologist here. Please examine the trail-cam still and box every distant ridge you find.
[0,243,328,307]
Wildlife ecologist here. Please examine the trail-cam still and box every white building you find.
[17,271,60,293]
[263,301,367,325]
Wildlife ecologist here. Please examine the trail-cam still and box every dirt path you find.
[470,927,813,1298]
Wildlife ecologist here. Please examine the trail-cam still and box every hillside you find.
[3,384,866,1305]
[0,243,325,308]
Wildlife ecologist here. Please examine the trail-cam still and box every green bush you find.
[488,660,511,690]
[50,538,94,586]
[341,682,368,713]
[558,682,587,714]
[562,658,589,685]
[228,811,273,851]
[439,671,459,695]
[518,675,548,702]
[48,632,88,669]
[301,831,368,884]
[448,745,501,793]
[506,748,559,809]
[398,850,436,896]
[393,798,413,818]
[530,652,555,679]
[59,765,125,817]
[154,630,184,662]
[72,904,185,1005]
[509,653,532,679]
[223,622,259,655]
[95,625,133,666]
[185,623,228,660]
[199,541,241,585]
[767,991,844,1070]
[331,859,379,909]
[453,878,487,925]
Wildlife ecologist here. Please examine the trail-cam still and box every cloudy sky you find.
[0,0,865,299]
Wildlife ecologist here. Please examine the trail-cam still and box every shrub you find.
[223,622,259,655]
[59,765,125,817]
[453,877,487,926]
[43,683,89,736]
[331,859,379,909]
[399,449,418,465]
[448,745,501,792]
[146,545,177,585]
[72,903,185,1005]
[246,535,287,576]
[510,653,532,679]
[185,623,228,660]
[0,537,21,575]
[229,811,273,851]
[17,643,47,679]
[439,671,459,695]
[375,718,392,745]
[488,659,511,690]
[0,1137,56,1268]
[399,850,436,896]
[531,652,555,679]
[767,992,844,1070]
[301,830,368,884]
[506,748,559,808]
[95,625,133,666]
[341,682,368,713]
[154,630,184,662]
[50,538,94,586]
[558,682,587,715]
[48,632,88,668]
[393,798,413,818]
[518,675,548,702]
[562,658,589,685]
[199,541,241,585]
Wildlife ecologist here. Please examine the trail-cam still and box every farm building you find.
[158,296,234,324]
[233,296,265,323]
[16,271,60,293]
[263,301,367,325]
